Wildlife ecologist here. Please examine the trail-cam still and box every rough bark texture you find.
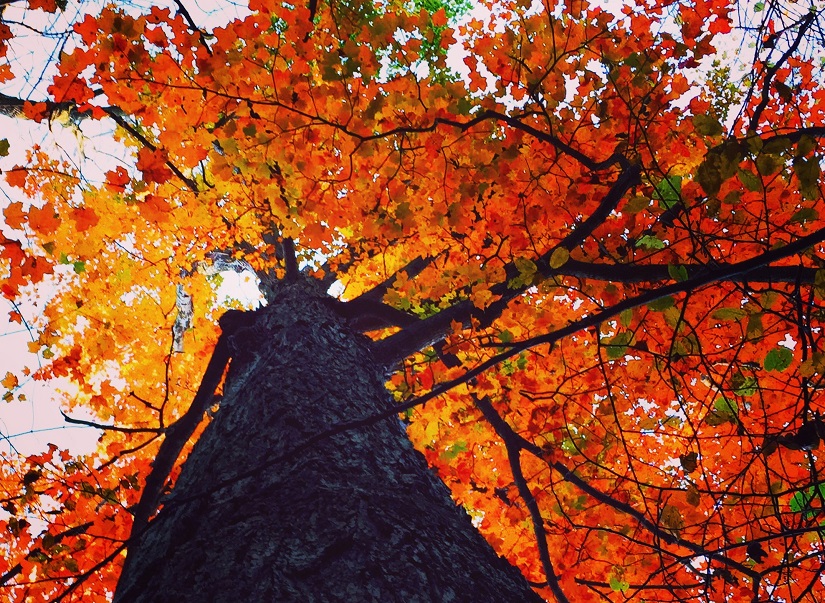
[115,282,543,603]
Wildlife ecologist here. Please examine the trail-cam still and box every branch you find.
[550,460,761,582]
[172,0,212,54]
[574,578,704,591]
[506,222,825,353]
[353,255,434,305]
[60,411,162,434]
[371,165,641,364]
[103,108,200,193]
[474,395,570,603]
[127,309,257,539]
[748,11,817,129]
[548,259,816,284]
[50,542,128,603]
[281,237,300,282]
[470,396,760,586]
[344,108,627,172]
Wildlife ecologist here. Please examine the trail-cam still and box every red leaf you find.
[136,148,173,184]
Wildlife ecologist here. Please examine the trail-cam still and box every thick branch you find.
[281,237,300,281]
[474,395,570,603]
[550,259,817,284]
[370,164,638,364]
[128,309,256,538]
[507,222,825,353]
[375,220,825,368]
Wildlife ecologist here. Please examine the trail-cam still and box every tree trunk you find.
[114,283,543,603]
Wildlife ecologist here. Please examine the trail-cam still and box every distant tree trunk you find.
[114,283,543,603]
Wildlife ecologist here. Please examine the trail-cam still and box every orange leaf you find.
[5,168,28,188]
[3,201,27,229]
[48,73,93,104]
[22,101,49,121]
[105,166,131,190]
[139,194,171,222]
[73,14,99,45]
[431,8,447,28]
[27,203,60,236]
[71,207,99,232]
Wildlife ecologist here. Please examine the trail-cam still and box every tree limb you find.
[128,309,257,538]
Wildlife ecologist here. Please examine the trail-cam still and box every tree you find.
[0,0,823,601]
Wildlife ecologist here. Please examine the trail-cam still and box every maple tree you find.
[0,0,824,600]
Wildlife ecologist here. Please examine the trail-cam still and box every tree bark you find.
[114,282,543,603]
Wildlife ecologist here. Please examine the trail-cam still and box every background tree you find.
[0,0,824,601]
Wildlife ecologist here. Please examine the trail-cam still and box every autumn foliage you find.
[0,0,824,600]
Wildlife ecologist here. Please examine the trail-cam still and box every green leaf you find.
[789,484,825,517]
[796,135,816,157]
[696,158,722,196]
[648,296,675,311]
[747,312,763,338]
[756,153,783,176]
[549,247,569,269]
[715,397,738,415]
[653,176,682,209]
[737,168,762,192]
[765,347,793,372]
[793,157,822,199]
[790,207,818,224]
[706,397,739,426]
[668,264,688,282]
[731,374,757,397]
[624,195,650,213]
[0,139,9,157]
[790,491,807,513]
[509,256,539,288]
[603,331,632,359]
[440,441,467,460]
[609,576,629,593]
[763,136,791,155]
[620,307,633,327]
[712,307,746,321]
[636,234,665,250]
[693,114,723,137]
[754,1,764,11]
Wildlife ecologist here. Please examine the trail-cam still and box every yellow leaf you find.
[549,247,569,269]
[1,372,18,390]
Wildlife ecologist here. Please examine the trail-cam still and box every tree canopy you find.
[0,0,824,600]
